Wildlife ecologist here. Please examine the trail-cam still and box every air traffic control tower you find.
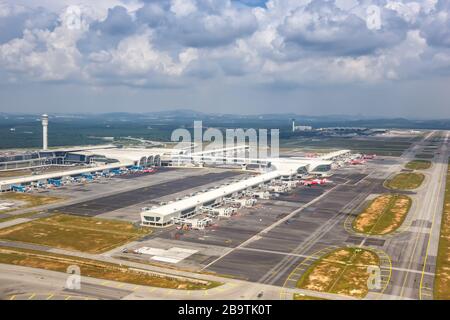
[42,114,48,151]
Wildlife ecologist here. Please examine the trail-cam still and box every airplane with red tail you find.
[299,178,332,187]
[350,159,366,165]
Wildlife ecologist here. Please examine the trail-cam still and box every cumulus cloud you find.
[420,0,450,48]
[135,0,259,48]
[0,6,87,81]
[87,30,198,79]
[278,1,408,56]
[0,3,58,44]
[170,0,197,17]
[0,0,449,89]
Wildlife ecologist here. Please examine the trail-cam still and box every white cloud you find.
[0,7,87,81]
[170,0,197,17]
[87,31,198,80]
[0,0,449,89]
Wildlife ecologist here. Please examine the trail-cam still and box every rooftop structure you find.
[141,170,281,227]
[0,146,169,191]
[0,162,132,191]
[319,150,352,160]
[292,119,312,132]
[139,151,339,228]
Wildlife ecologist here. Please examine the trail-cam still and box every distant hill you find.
[1,111,450,130]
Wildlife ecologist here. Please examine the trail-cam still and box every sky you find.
[0,0,450,118]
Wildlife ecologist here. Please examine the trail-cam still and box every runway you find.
[385,131,449,299]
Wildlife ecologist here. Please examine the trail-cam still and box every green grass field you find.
[0,214,151,253]
[385,172,425,190]
[405,160,432,170]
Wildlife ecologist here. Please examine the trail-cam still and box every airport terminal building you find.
[140,156,337,227]
[140,171,281,227]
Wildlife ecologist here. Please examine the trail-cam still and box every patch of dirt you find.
[297,248,380,298]
[353,194,411,235]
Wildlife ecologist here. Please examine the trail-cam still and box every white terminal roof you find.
[0,162,133,188]
[269,158,333,175]
[319,150,351,160]
[173,154,332,175]
[0,147,173,188]
[1,148,166,189]
[143,170,281,217]
[72,148,168,163]
[41,145,117,153]
[143,153,341,218]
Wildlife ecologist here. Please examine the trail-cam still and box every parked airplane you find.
[299,178,332,187]
[47,178,62,187]
[350,159,366,165]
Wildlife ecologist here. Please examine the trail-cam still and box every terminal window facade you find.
[313,164,332,172]
[181,207,196,218]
